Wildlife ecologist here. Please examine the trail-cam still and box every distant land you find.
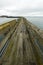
[0,15,22,18]
[0,15,43,18]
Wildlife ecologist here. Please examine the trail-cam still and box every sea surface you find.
[26,16,43,30]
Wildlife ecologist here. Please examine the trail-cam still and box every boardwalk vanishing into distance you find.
[0,17,43,65]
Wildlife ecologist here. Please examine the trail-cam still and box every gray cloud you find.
[0,0,43,16]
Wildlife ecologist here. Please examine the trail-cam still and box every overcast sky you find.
[0,0,43,16]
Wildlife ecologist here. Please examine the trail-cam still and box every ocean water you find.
[26,16,43,30]
[0,18,17,25]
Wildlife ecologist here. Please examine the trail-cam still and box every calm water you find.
[26,16,43,30]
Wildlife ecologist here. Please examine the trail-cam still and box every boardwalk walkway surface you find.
[0,17,43,65]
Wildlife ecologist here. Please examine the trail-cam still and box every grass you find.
[0,20,16,31]
[0,23,10,30]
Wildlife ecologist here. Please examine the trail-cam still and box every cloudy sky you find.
[0,0,43,16]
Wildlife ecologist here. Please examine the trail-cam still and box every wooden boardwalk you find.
[0,17,43,65]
